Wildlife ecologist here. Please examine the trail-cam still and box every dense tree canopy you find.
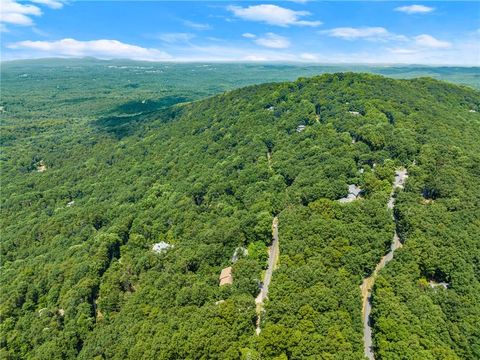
[1,62,479,359]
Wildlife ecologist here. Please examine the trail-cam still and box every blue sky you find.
[1,1,479,64]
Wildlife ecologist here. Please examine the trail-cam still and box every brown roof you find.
[219,266,233,286]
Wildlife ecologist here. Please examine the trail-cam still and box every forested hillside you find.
[1,59,479,123]
[1,70,479,359]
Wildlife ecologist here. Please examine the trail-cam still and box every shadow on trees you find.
[112,96,189,114]
[92,99,185,138]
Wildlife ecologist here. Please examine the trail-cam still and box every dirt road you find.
[255,216,279,335]
[362,168,408,359]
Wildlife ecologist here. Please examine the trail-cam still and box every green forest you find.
[1,61,479,359]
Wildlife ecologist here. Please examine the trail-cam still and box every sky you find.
[1,0,479,64]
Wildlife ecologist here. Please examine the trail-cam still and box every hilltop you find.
[1,72,479,359]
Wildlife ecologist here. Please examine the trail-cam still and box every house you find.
[231,246,248,263]
[152,242,172,254]
[296,125,306,133]
[348,184,362,197]
[219,266,233,286]
[429,280,449,289]
[338,184,362,203]
[37,160,47,172]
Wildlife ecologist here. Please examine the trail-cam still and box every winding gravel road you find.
[361,168,408,359]
[255,216,279,335]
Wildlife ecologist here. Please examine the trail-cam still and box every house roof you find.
[219,266,233,286]
[152,242,172,253]
[220,266,232,279]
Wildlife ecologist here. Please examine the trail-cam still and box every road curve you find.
[362,168,408,359]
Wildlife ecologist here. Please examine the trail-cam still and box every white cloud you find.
[242,54,269,61]
[7,38,172,61]
[389,48,418,55]
[5,37,477,65]
[395,5,434,14]
[242,32,256,38]
[322,27,406,41]
[205,36,223,42]
[388,34,451,56]
[1,12,35,26]
[0,0,65,30]
[414,34,451,48]
[29,0,65,9]
[157,33,195,43]
[1,0,42,26]
[183,20,211,30]
[324,27,388,39]
[164,42,299,62]
[227,4,321,27]
[299,52,317,61]
[323,27,451,52]
[383,45,476,65]
[306,44,477,65]
[254,32,290,48]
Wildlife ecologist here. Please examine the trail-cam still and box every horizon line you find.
[2,57,479,67]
